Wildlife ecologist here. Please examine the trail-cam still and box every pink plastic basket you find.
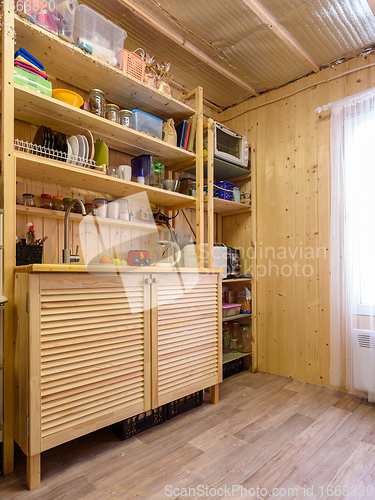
[121,49,146,82]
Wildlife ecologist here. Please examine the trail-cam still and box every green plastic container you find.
[14,66,52,97]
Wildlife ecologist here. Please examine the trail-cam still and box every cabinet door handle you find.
[153,278,159,283]
[145,278,152,284]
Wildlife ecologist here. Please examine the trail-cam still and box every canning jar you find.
[105,104,120,123]
[119,198,129,220]
[239,324,251,353]
[63,197,73,211]
[40,193,52,209]
[22,193,35,207]
[94,198,108,217]
[89,89,105,117]
[229,338,238,353]
[84,203,97,215]
[52,196,64,211]
[119,109,133,128]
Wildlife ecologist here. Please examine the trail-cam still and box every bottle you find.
[26,225,35,245]
[222,330,230,353]
[239,324,251,353]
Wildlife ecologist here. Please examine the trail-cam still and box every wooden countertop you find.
[14,264,224,274]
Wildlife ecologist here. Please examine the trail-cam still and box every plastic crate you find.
[223,358,244,379]
[166,391,203,420]
[132,109,163,139]
[121,49,146,82]
[16,244,43,266]
[73,5,127,67]
[118,407,166,440]
[214,181,234,200]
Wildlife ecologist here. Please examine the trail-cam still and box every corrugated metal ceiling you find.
[86,0,375,109]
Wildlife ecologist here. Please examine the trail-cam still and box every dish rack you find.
[14,139,99,170]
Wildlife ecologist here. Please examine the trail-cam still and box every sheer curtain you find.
[317,87,375,402]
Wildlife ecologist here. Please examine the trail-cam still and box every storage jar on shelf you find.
[40,194,52,209]
[222,329,230,353]
[239,323,251,353]
[229,338,238,353]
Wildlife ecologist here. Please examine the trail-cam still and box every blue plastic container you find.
[214,181,234,200]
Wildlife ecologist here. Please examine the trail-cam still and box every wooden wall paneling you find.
[250,143,257,372]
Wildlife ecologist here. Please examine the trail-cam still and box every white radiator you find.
[353,329,375,393]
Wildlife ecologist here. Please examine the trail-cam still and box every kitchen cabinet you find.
[14,267,222,489]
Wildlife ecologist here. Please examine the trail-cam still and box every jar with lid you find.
[223,321,233,337]
[105,104,120,123]
[119,109,133,128]
[229,338,238,353]
[94,198,108,218]
[89,89,105,117]
[63,197,73,211]
[189,181,196,197]
[52,196,64,211]
[232,322,240,341]
[40,193,52,209]
[119,198,129,220]
[239,324,251,353]
[22,193,35,207]
[149,162,164,188]
[222,330,230,353]
[84,202,97,215]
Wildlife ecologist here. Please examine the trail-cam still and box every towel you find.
[14,61,48,80]
[15,55,46,74]
[14,47,45,71]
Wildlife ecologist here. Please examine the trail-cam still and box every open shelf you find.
[223,278,251,283]
[13,86,195,167]
[223,352,251,364]
[212,198,251,215]
[222,313,252,322]
[16,205,158,232]
[15,152,196,209]
[13,16,195,123]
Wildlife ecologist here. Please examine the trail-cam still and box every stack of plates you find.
[68,130,95,167]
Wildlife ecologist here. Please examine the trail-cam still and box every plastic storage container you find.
[131,155,154,185]
[132,110,163,140]
[73,5,127,67]
[18,0,78,42]
[121,49,146,81]
[14,66,52,97]
[214,181,235,200]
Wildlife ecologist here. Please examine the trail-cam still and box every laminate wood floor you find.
[2,371,375,500]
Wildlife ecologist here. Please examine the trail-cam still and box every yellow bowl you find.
[52,89,84,108]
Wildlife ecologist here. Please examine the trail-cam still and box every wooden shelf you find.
[15,152,196,209]
[13,85,195,167]
[223,352,251,364]
[16,205,158,232]
[13,16,195,123]
[210,198,251,215]
[223,278,251,283]
[222,313,252,322]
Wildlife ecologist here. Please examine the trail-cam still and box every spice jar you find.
[239,324,251,353]
[63,197,73,211]
[105,104,120,123]
[89,89,105,117]
[119,109,133,128]
[84,203,97,215]
[40,193,52,209]
[22,193,35,207]
[94,198,108,217]
[52,196,64,211]
[229,338,238,353]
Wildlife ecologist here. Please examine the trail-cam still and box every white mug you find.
[118,165,132,181]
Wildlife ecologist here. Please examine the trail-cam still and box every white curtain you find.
[317,87,375,402]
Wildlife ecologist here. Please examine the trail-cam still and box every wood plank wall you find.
[220,52,375,388]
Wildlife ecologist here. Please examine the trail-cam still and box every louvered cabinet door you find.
[29,273,151,453]
[152,273,221,407]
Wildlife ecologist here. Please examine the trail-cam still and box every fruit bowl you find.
[52,89,84,108]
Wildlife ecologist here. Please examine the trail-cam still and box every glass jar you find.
[239,324,251,353]
[229,338,238,353]
[119,198,129,220]
[189,181,196,197]
[150,162,164,188]
[84,203,97,215]
[222,330,230,353]
[105,104,120,123]
[22,193,35,207]
[40,193,52,209]
[52,196,64,211]
[232,322,240,341]
[94,198,108,218]
[119,109,133,128]
[223,321,233,337]
[89,89,105,117]
[63,197,73,211]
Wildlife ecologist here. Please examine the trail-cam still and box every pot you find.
[127,250,156,266]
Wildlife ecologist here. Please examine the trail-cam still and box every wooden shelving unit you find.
[223,352,251,364]
[222,313,252,322]
[223,278,252,283]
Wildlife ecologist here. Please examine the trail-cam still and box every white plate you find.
[67,141,73,163]
[82,129,95,161]
[76,135,86,166]
[81,134,89,167]
[68,135,79,164]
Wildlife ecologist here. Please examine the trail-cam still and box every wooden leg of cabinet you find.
[27,454,41,490]
[210,383,219,404]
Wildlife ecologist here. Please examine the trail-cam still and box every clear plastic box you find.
[17,0,78,42]
[132,110,163,140]
[73,5,127,67]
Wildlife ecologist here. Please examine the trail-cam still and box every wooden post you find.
[207,119,214,268]
[1,4,16,475]
[27,454,41,490]
[251,143,257,372]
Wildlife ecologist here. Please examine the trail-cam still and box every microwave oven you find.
[206,122,249,168]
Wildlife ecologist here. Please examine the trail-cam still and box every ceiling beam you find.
[367,0,375,16]
[116,0,257,95]
[242,0,320,72]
